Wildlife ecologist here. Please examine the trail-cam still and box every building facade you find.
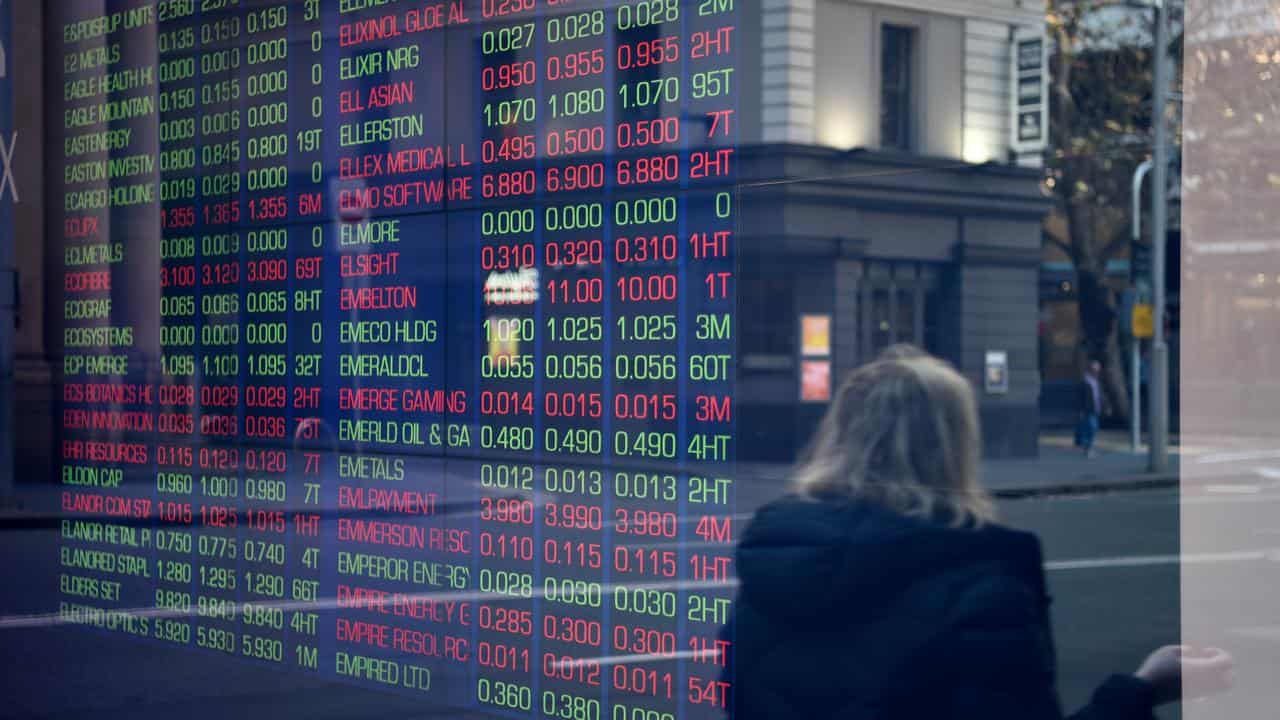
[733,0,1052,459]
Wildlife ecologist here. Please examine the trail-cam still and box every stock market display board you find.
[51,0,738,716]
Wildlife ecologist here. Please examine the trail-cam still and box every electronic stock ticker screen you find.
[50,0,738,717]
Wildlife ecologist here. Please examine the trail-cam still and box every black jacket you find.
[724,496,1156,720]
[1079,377,1104,416]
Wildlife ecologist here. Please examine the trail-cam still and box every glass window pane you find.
[880,25,914,150]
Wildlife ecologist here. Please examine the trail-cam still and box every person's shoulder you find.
[741,493,920,547]
[976,522,1044,565]
[743,493,850,532]
[737,494,859,558]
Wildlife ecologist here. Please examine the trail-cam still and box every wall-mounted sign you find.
[1010,29,1048,155]
[985,350,1009,395]
[801,314,831,357]
[801,360,832,403]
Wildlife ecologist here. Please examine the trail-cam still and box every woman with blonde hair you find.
[724,355,1230,719]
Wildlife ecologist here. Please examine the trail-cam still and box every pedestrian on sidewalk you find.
[1076,360,1107,458]
[722,356,1231,719]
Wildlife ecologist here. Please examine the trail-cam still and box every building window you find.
[880,24,915,151]
[859,261,946,364]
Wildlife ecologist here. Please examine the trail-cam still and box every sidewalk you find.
[981,430,1180,497]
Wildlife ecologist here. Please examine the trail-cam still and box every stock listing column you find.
[469,3,544,714]
[606,0,690,717]
[539,0,615,677]
[61,0,148,635]
[679,0,737,713]
[329,0,467,701]
[534,2,618,715]
[153,0,202,649]
[285,0,329,677]
[608,0,738,716]
[482,1,616,717]
[237,0,295,669]
[55,0,163,645]
[187,1,248,664]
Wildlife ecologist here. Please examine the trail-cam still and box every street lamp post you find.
[1131,158,1153,453]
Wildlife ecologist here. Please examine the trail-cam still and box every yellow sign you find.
[801,315,831,357]
[1132,304,1154,339]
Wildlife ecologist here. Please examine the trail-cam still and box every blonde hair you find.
[793,356,995,526]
